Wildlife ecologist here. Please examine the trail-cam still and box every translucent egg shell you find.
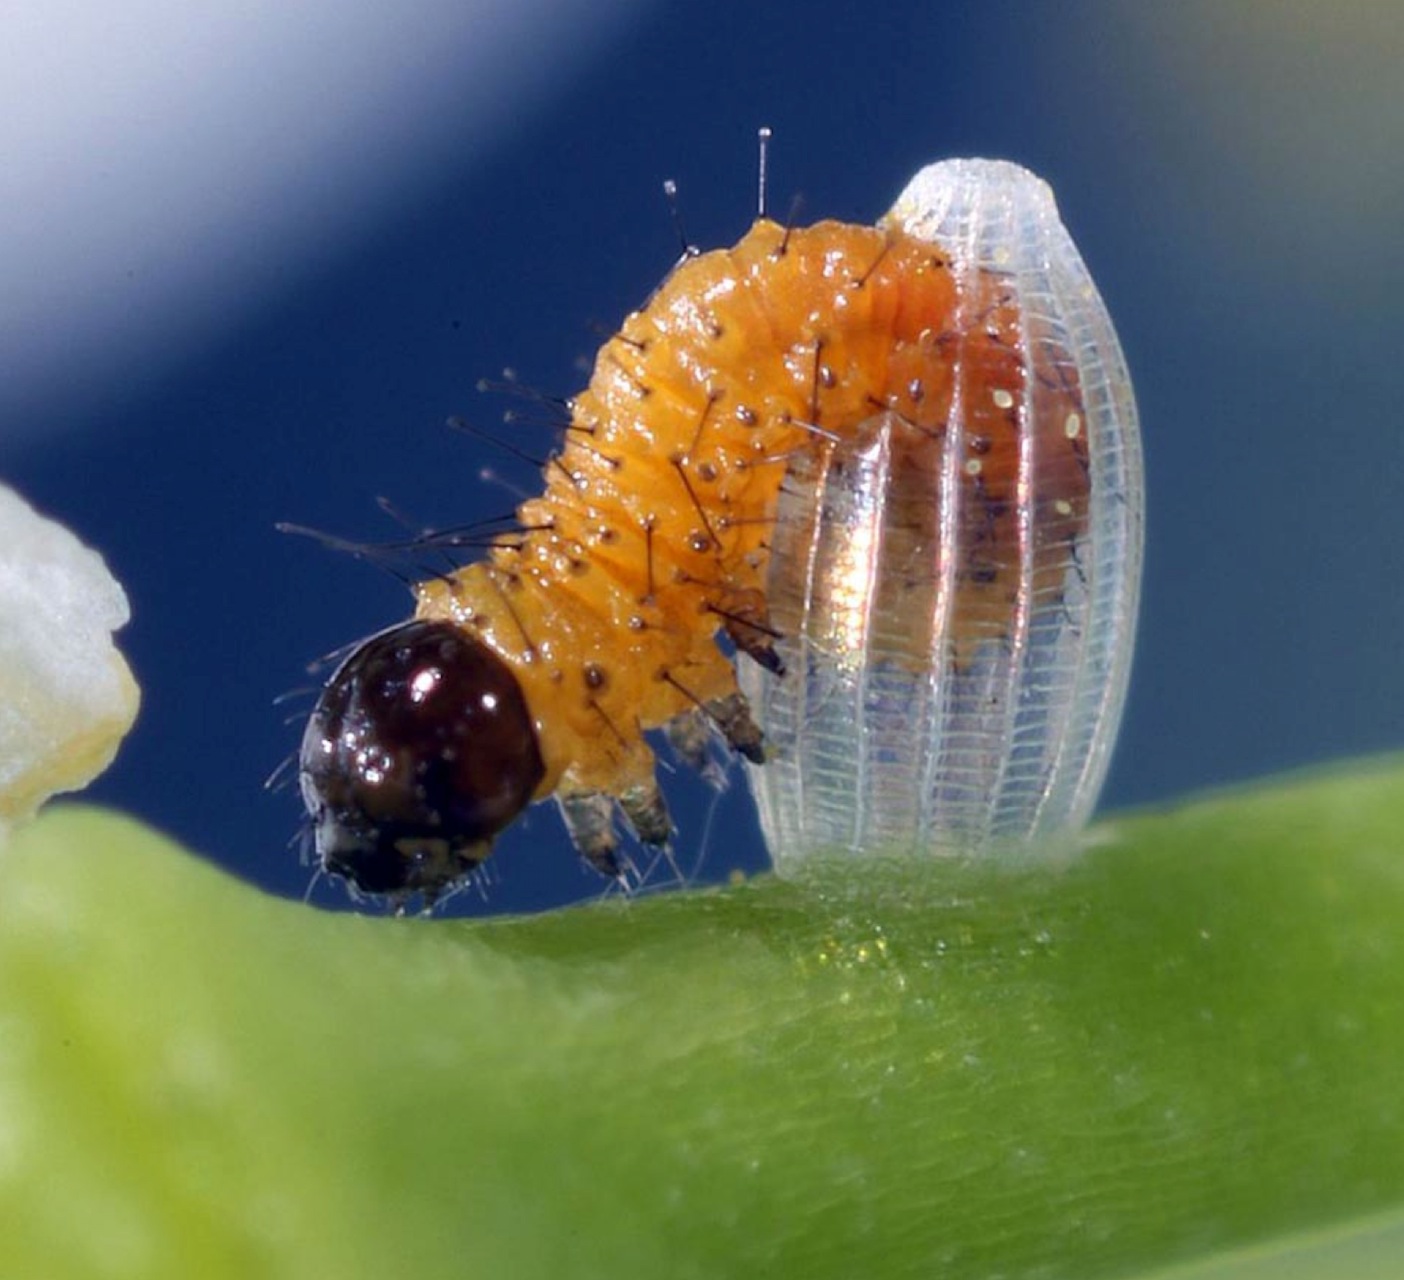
[738,159,1143,868]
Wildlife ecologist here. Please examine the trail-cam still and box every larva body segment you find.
[298,157,1141,903]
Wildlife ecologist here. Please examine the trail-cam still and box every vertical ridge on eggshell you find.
[740,158,1143,869]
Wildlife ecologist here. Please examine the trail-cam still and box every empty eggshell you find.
[739,159,1143,869]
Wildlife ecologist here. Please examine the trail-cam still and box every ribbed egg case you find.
[740,159,1143,868]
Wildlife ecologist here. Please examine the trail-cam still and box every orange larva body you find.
[415,218,1087,811]
[298,157,1139,904]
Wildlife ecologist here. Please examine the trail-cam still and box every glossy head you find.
[299,619,544,904]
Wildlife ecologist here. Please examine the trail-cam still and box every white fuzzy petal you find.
[0,485,140,837]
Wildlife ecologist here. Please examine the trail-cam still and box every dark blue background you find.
[6,2,1402,915]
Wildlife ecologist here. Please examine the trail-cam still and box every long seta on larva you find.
[297,157,1142,905]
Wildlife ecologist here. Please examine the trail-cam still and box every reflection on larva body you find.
[298,158,1142,905]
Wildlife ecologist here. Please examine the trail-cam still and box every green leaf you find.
[1,757,1402,1279]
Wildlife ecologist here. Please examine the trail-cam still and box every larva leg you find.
[662,691,764,787]
[556,790,625,880]
[618,776,672,846]
[558,728,675,875]
[657,642,767,767]
[711,585,785,675]
[663,707,729,789]
[706,691,765,764]
[557,777,671,881]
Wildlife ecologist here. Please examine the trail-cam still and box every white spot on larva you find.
[1064,412,1082,439]
[991,388,1014,410]
[964,458,983,477]
[1055,499,1073,517]
[409,668,439,703]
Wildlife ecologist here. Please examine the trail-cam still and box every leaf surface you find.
[2,758,1402,1279]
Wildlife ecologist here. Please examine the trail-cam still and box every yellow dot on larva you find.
[1064,412,1082,439]
[1055,499,1073,517]
[964,458,983,477]
[991,388,1014,410]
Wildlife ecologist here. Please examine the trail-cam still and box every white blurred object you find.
[0,483,140,836]
[0,0,644,443]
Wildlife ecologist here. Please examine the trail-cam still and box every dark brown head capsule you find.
[299,619,544,905]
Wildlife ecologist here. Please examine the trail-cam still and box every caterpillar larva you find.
[298,157,1142,905]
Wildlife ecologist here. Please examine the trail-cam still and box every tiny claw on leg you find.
[620,777,688,889]
[664,707,710,773]
[664,708,728,790]
[557,790,626,881]
[707,692,766,764]
[619,777,672,847]
[716,587,786,676]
